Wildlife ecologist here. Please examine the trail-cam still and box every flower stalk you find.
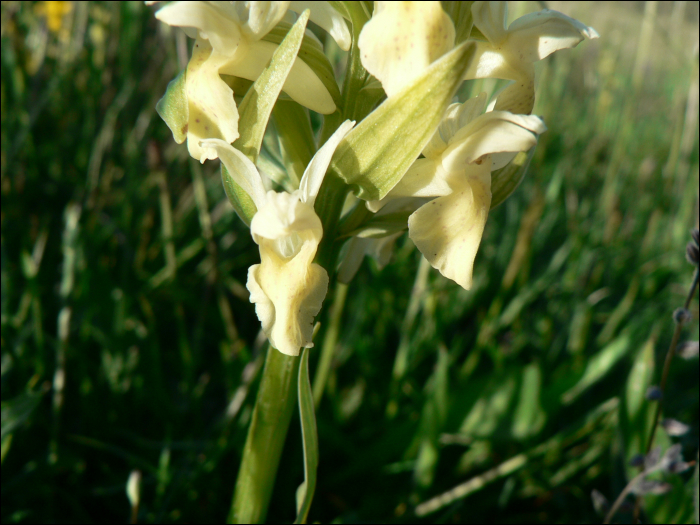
[229,346,300,524]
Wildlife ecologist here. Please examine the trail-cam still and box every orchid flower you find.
[155,1,350,162]
[200,120,355,356]
[358,1,455,97]
[465,1,598,114]
[368,93,546,289]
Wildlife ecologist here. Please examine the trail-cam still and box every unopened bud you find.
[686,241,699,265]
[672,308,692,324]
[629,453,645,467]
[645,385,663,401]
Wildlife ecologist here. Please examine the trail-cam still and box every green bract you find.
[236,10,311,161]
[263,23,342,111]
[219,10,311,226]
[329,41,476,201]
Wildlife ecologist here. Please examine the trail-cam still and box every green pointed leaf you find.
[156,69,188,144]
[329,41,476,201]
[561,333,631,405]
[294,347,319,524]
[490,146,536,209]
[236,10,311,161]
[263,21,342,111]
[224,10,310,226]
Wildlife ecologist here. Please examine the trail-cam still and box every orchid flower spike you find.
[200,120,355,355]
[368,93,546,289]
[155,1,350,161]
[358,1,455,97]
[466,1,598,114]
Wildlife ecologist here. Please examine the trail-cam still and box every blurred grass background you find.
[1,1,698,523]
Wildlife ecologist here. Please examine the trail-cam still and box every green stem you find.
[229,347,300,524]
[314,172,350,273]
[644,266,699,454]
[312,282,348,407]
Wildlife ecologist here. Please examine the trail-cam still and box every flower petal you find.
[441,111,545,172]
[408,165,492,289]
[299,120,355,205]
[185,39,240,162]
[224,40,336,114]
[366,158,451,212]
[247,243,329,356]
[358,1,455,97]
[156,1,242,54]
[290,1,351,50]
[462,40,525,81]
[506,9,599,63]
[250,191,322,246]
[471,1,508,46]
[199,139,267,207]
[492,78,536,115]
[423,93,488,158]
[243,1,291,39]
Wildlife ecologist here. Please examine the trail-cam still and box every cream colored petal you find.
[506,9,599,63]
[199,138,267,207]
[423,93,488,158]
[462,40,525,81]
[299,120,355,205]
[244,1,291,39]
[247,242,329,356]
[250,191,322,248]
[156,1,242,54]
[366,158,452,213]
[290,1,351,50]
[358,1,455,97]
[223,40,335,114]
[471,1,508,46]
[185,39,240,162]
[492,78,536,114]
[441,111,545,171]
[408,166,492,289]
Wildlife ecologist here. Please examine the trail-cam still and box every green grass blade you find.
[295,347,319,524]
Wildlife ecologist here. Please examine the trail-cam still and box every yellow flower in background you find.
[466,1,598,114]
[200,120,355,355]
[368,93,546,289]
[35,1,73,33]
[358,1,455,97]
[155,1,349,162]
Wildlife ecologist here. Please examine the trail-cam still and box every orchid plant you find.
[152,1,597,522]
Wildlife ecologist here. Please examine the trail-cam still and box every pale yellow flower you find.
[358,1,455,97]
[200,120,355,355]
[466,1,598,113]
[156,1,349,161]
[368,93,546,289]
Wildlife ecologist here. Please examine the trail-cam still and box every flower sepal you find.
[156,69,188,144]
